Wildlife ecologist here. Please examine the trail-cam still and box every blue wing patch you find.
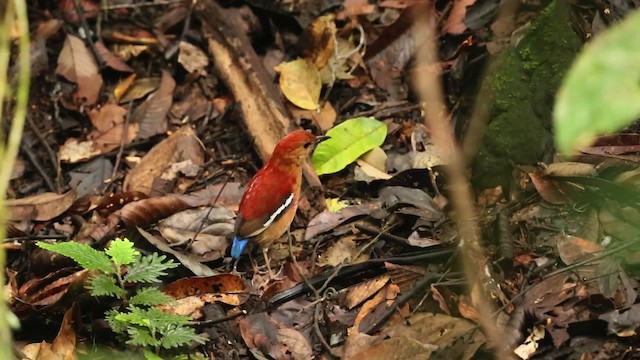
[231,237,249,259]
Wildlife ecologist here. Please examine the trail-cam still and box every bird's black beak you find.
[316,135,330,144]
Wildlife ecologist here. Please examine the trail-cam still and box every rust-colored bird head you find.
[269,130,327,167]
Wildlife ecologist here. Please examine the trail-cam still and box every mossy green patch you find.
[472,0,581,189]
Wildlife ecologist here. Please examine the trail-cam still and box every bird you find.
[230,130,329,274]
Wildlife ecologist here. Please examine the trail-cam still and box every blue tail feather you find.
[231,237,249,259]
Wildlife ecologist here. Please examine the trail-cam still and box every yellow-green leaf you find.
[275,58,321,110]
[312,117,387,175]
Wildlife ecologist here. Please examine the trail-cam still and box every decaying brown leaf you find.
[158,206,235,262]
[21,303,80,360]
[344,274,390,309]
[8,190,77,221]
[132,70,176,139]
[347,313,485,360]
[88,104,137,149]
[239,313,312,360]
[162,273,249,306]
[318,236,357,267]
[56,34,103,106]
[178,41,209,75]
[123,126,205,195]
[94,40,133,72]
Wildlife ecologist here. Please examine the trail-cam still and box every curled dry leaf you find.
[8,190,77,221]
[162,273,249,306]
[118,195,192,227]
[275,58,321,110]
[124,126,205,195]
[132,70,175,139]
[95,191,148,216]
[56,34,103,105]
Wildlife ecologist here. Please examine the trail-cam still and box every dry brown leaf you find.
[301,14,337,68]
[94,40,133,72]
[132,70,175,139]
[344,275,390,309]
[442,0,476,34]
[56,34,103,105]
[528,170,571,205]
[123,126,205,195]
[556,234,603,265]
[86,104,139,153]
[289,101,337,132]
[8,190,77,221]
[58,139,101,163]
[22,303,79,360]
[277,328,313,360]
[118,195,191,227]
[162,273,249,306]
[178,41,209,75]
[318,236,357,267]
[275,58,321,110]
[158,206,235,262]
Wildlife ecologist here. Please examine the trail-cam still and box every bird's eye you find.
[303,142,312,148]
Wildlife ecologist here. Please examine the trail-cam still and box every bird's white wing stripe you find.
[263,192,294,228]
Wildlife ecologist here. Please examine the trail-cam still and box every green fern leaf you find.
[106,309,129,334]
[126,327,158,347]
[116,307,190,328]
[130,288,174,307]
[159,326,205,349]
[143,350,164,360]
[37,241,114,273]
[124,254,179,284]
[89,274,126,298]
[106,238,140,267]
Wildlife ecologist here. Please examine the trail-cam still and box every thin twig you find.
[104,0,189,10]
[20,141,56,192]
[107,101,134,193]
[411,5,508,354]
[26,116,61,191]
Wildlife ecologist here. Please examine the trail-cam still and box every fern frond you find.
[37,241,114,273]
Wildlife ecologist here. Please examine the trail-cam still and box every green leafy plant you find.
[37,238,205,359]
[312,117,387,175]
[554,10,640,154]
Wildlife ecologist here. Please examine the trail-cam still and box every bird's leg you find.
[231,257,240,274]
[263,247,275,279]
